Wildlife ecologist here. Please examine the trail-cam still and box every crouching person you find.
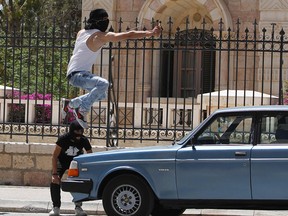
[49,120,92,216]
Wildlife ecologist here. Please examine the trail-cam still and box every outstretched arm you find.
[87,24,162,51]
[100,24,161,41]
[103,25,161,42]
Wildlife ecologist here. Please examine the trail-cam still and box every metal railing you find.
[0,17,287,146]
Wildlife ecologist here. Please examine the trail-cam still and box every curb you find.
[0,200,106,215]
[2,197,288,216]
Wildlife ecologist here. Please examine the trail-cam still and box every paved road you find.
[2,186,288,216]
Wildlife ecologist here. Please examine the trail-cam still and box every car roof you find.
[214,105,288,114]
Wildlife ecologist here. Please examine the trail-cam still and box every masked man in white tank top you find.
[62,8,162,128]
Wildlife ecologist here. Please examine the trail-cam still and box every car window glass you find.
[260,115,288,144]
[195,115,253,145]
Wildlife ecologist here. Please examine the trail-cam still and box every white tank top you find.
[67,29,101,76]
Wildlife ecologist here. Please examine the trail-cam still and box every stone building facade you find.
[82,0,288,42]
[81,0,288,103]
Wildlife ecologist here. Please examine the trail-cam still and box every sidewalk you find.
[0,185,288,216]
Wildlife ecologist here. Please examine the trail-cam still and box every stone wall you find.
[0,142,108,186]
[0,140,170,186]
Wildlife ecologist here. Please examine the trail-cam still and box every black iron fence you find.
[1,17,288,146]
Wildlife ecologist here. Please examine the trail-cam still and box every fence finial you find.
[151,18,155,28]
[201,18,206,30]
[134,17,139,30]
[262,27,267,41]
[218,18,224,31]
[167,16,173,37]
[245,27,249,34]
[236,18,241,37]
[280,28,285,36]
[109,25,114,32]
[253,19,258,39]
[271,23,276,39]
[184,16,190,33]
[118,17,123,32]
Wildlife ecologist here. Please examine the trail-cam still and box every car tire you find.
[102,174,154,216]
[151,203,186,216]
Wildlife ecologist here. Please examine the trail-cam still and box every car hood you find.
[75,144,181,163]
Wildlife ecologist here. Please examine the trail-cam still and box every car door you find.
[251,112,288,199]
[176,113,254,200]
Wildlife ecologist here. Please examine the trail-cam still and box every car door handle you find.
[235,151,247,156]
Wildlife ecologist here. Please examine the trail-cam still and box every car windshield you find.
[192,114,253,145]
[177,116,211,145]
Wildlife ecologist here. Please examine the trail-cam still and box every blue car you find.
[62,105,288,216]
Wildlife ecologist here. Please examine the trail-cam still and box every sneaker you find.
[49,207,60,216]
[61,99,72,122]
[75,206,87,216]
[73,108,88,129]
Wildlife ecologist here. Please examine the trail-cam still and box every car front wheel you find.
[102,174,154,216]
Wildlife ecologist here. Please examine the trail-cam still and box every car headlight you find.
[68,160,79,177]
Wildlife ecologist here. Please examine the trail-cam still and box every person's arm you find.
[86,149,92,153]
[106,29,159,42]
[83,138,93,154]
[106,25,161,42]
[87,25,162,51]
[51,145,61,184]
[84,139,93,154]
[94,25,161,43]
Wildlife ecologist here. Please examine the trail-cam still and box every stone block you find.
[36,155,52,171]
[226,0,241,11]
[204,0,217,11]
[30,143,54,154]
[150,0,162,11]
[117,11,139,22]
[241,0,258,11]
[82,0,93,10]
[210,8,221,21]
[0,153,12,168]
[24,171,50,186]
[0,143,4,152]
[116,0,133,11]
[0,170,23,185]
[13,155,35,169]
[132,0,143,11]
[5,142,29,153]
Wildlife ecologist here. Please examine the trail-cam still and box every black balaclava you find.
[69,120,84,140]
[85,8,109,32]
